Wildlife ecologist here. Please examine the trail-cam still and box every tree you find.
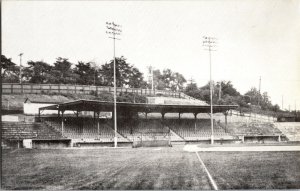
[152,68,186,91]
[220,81,240,97]
[184,83,202,100]
[49,57,78,84]
[1,55,19,83]
[74,61,100,85]
[100,56,146,88]
[244,87,262,106]
[23,60,52,83]
[152,69,165,90]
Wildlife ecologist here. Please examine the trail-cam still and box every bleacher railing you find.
[2,83,198,101]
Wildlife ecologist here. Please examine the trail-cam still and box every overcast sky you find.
[2,0,300,110]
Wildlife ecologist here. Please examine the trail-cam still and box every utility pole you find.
[296,101,298,117]
[106,22,122,148]
[218,81,222,100]
[259,76,261,93]
[282,95,284,110]
[18,53,23,84]
[203,36,217,145]
[188,77,195,85]
[147,65,154,90]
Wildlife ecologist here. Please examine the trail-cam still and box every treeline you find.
[1,55,186,91]
[184,81,283,115]
[1,54,292,115]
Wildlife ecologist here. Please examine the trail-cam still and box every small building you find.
[24,98,62,115]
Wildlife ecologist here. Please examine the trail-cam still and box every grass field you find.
[2,146,300,190]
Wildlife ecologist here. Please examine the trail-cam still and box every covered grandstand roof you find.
[39,99,238,114]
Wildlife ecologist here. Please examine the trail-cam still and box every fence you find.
[2,83,195,99]
[1,83,202,101]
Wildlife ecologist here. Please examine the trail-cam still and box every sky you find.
[2,0,300,110]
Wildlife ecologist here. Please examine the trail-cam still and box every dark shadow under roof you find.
[39,99,238,114]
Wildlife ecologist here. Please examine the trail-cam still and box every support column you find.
[97,112,100,139]
[38,109,41,122]
[194,113,197,133]
[224,112,228,133]
[145,112,148,119]
[61,110,65,137]
[278,135,281,142]
[178,113,181,120]
[161,112,165,120]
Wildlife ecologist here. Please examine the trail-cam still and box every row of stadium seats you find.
[275,123,300,141]
[226,122,282,136]
[164,119,231,138]
[42,117,130,142]
[41,117,236,142]
[2,122,63,140]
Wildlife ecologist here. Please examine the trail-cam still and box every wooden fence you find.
[2,83,197,100]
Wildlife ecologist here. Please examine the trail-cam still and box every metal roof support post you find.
[94,111,96,122]
[38,108,41,122]
[97,112,100,139]
[194,113,198,133]
[61,110,65,137]
[161,112,165,120]
[179,112,181,120]
[224,112,228,133]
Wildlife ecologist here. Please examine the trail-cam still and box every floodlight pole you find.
[209,44,214,144]
[113,30,117,148]
[203,36,217,145]
[106,22,122,148]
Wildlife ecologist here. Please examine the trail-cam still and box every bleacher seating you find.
[117,119,170,142]
[275,123,300,141]
[2,122,63,140]
[164,119,233,140]
[226,122,282,136]
[42,117,129,142]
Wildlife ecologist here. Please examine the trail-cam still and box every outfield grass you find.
[199,151,300,189]
[2,147,300,190]
[2,147,211,190]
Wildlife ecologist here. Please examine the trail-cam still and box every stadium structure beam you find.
[39,100,238,115]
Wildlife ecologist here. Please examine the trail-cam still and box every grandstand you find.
[1,121,67,148]
[1,91,297,148]
[2,96,294,148]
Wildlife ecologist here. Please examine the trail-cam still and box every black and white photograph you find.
[1,0,300,190]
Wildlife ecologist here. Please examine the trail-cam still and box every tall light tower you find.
[18,53,23,84]
[106,22,122,148]
[203,36,217,144]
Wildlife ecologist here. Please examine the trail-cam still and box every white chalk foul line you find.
[184,145,300,152]
[195,152,219,190]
